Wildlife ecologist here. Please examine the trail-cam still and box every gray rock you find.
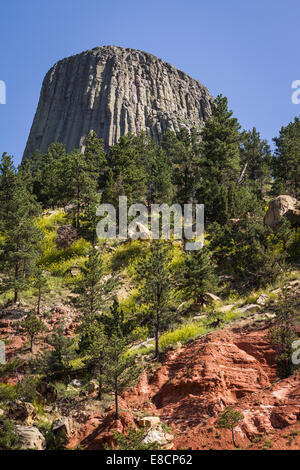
[256,294,269,305]
[264,195,299,228]
[23,46,213,159]
[237,304,261,314]
[203,293,221,304]
[16,425,46,450]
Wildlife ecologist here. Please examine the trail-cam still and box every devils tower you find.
[23,46,213,159]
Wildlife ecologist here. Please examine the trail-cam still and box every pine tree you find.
[63,133,104,229]
[74,247,114,316]
[29,143,67,208]
[197,95,242,222]
[0,153,17,223]
[83,130,107,189]
[0,161,43,303]
[102,296,133,339]
[268,290,300,378]
[79,196,101,247]
[45,324,74,375]
[208,217,285,289]
[240,127,271,194]
[19,312,46,353]
[78,314,107,399]
[32,268,50,315]
[135,240,172,358]
[272,117,300,198]
[102,335,140,419]
[161,128,200,204]
[217,407,244,448]
[181,246,219,304]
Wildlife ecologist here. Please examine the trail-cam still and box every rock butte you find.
[23,45,213,159]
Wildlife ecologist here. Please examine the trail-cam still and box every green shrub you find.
[159,322,207,350]
[0,419,20,449]
[0,383,17,403]
[16,374,40,402]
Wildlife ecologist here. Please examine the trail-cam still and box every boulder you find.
[52,416,73,438]
[203,293,221,304]
[8,401,36,425]
[138,416,161,428]
[56,225,77,249]
[237,304,261,314]
[142,426,173,448]
[284,208,300,228]
[16,425,46,450]
[256,294,269,306]
[264,195,299,228]
[219,304,235,313]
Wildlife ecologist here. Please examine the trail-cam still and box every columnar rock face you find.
[23,46,213,159]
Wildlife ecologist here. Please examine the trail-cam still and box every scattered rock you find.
[142,426,173,448]
[203,293,221,304]
[237,304,261,314]
[193,315,207,321]
[256,294,269,306]
[8,401,36,425]
[16,425,46,450]
[138,416,161,428]
[56,225,77,249]
[219,304,235,313]
[70,379,81,388]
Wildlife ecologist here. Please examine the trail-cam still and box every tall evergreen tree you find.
[272,117,300,198]
[197,95,242,223]
[181,246,219,304]
[102,335,140,419]
[19,312,46,353]
[74,247,113,316]
[239,127,271,194]
[161,128,200,204]
[135,240,172,358]
[0,158,42,302]
[268,290,300,378]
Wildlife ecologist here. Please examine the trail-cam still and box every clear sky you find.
[1,0,300,164]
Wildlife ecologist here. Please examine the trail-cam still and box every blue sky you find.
[1,0,299,164]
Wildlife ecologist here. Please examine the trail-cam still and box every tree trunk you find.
[37,288,41,315]
[98,353,104,400]
[114,380,119,420]
[76,187,81,229]
[155,311,160,359]
[14,264,19,303]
